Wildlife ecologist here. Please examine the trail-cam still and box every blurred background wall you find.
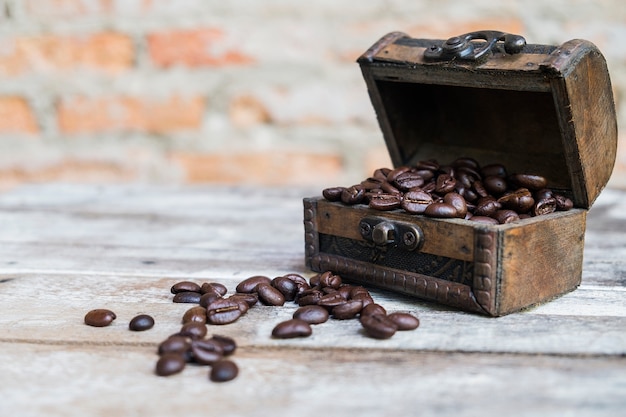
[0,0,624,191]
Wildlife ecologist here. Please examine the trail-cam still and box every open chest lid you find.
[357,30,618,209]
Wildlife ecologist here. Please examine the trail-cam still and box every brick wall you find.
[0,0,625,190]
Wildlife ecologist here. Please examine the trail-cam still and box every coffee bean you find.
[229,292,259,307]
[387,312,420,330]
[210,335,237,356]
[210,359,239,382]
[235,275,272,294]
[272,319,312,339]
[341,185,365,205]
[179,322,208,340]
[318,292,347,309]
[206,298,243,325]
[443,192,467,218]
[469,215,499,225]
[156,353,186,376]
[360,314,398,339]
[497,188,534,213]
[256,283,286,306]
[393,172,424,190]
[190,339,224,365]
[493,209,520,224]
[533,197,557,216]
[171,281,201,294]
[386,166,412,182]
[322,187,345,202]
[368,193,402,211]
[332,299,363,320]
[173,291,202,304]
[509,173,547,190]
[481,163,507,178]
[84,309,116,327]
[554,194,573,211]
[199,290,222,308]
[128,314,154,331]
[319,272,342,289]
[297,289,323,306]
[182,306,207,324]
[361,303,387,317]
[293,305,330,324]
[271,276,298,301]
[424,202,458,218]
[158,335,191,355]
[473,196,501,217]
[435,174,456,194]
[483,175,507,195]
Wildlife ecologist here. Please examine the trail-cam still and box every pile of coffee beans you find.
[322,158,573,224]
[84,271,420,383]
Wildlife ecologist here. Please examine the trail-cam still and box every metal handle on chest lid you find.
[423,30,526,62]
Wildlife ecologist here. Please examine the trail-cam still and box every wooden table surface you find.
[0,184,624,417]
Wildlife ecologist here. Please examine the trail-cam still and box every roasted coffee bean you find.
[318,292,347,309]
[256,283,286,306]
[171,281,201,294]
[156,353,186,376]
[481,163,507,178]
[373,167,392,180]
[182,306,207,324]
[173,291,202,304]
[555,194,574,211]
[201,282,228,296]
[443,192,467,218]
[322,187,345,201]
[435,174,456,194]
[497,188,534,213]
[469,215,500,225]
[293,305,330,324]
[415,160,439,171]
[309,273,321,287]
[331,299,363,320]
[534,188,553,200]
[509,173,548,190]
[351,292,374,308]
[206,298,244,325]
[401,190,432,214]
[229,297,250,314]
[297,289,323,306]
[341,185,365,205]
[337,284,354,300]
[361,178,384,190]
[229,292,259,307]
[271,276,298,301]
[380,181,401,195]
[473,196,501,217]
[483,175,507,195]
[235,275,272,293]
[386,166,412,182]
[360,303,387,317]
[128,314,154,331]
[360,314,398,339]
[424,202,458,218]
[210,359,239,382]
[319,271,342,289]
[368,193,402,211]
[472,180,489,198]
[387,312,420,330]
[84,309,116,327]
[493,209,520,224]
[533,197,557,216]
[179,322,208,339]
[394,172,424,190]
[158,335,191,355]
[271,319,312,339]
[199,290,222,308]
[462,188,479,203]
[210,335,237,356]
[452,157,480,170]
[190,338,224,365]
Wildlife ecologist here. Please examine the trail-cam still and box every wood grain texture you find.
[0,184,624,417]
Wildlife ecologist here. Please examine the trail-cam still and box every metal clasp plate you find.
[359,217,424,252]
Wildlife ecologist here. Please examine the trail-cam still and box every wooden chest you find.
[303,30,617,316]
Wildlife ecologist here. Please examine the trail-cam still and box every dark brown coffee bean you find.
[373,167,391,180]
[201,282,228,296]
[361,303,387,317]
[182,306,207,324]
[293,305,329,324]
[534,188,553,200]
[206,298,243,325]
[210,335,237,356]
[271,276,298,301]
[386,166,411,182]
[322,187,345,201]
[199,290,222,308]
[509,173,548,190]
[210,359,239,382]
[360,314,398,339]
[473,196,501,217]
[493,209,520,224]
[235,275,271,293]
[452,157,480,170]
[483,175,507,195]
[297,289,323,306]
[173,291,202,304]
[368,193,402,211]
[190,339,224,365]
[272,319,312,339]
[472,180,489,198]
[318,292,347,309]
[497,188,534,213]
[350,292,374,308]
[379,181,401,195]
[171,281,201,294]
[415,160,439,171]
[341,185,365,205]
[229,292,259,307]
[435,174,456,194]
[533,197,557,216]
[256,283,286,306]
[337,284,353,300]
[462,188,479,203]
[84,309,116,327]
[401,190,432,214]
[158,335,191,355]
[387,312,420,330]
[481,163,507,178]
[128,314,154,331]
[393,172,424,190]
[443,192,467,218]
[179,322,207,340]
[155,353,186,376]
[554,194,574,211]
[469,215,500,225]
[424,202,458,218]
[319,272,342,289]
[332,299,363,320]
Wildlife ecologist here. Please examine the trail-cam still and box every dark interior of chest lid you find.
[376,80,571,193]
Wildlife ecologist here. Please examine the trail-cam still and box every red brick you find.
[229,95,271,127]
[0,32,133,76]
[57,95,205,134]
[147,28,254,68]
[0,97,39,134]
[170,151,343,186]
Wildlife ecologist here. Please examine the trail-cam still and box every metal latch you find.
[359,217,424,251]
[423,30,526,62]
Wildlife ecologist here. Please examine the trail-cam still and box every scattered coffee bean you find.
[235,275,272,293]
[293,305,330,324]
[211,335,237,356]
[202,282,228,296]
[155,353,186,376]
[361,303,387,317]
[128,314,154,331]
[190,338,224,365]
[256,283,286,306]
[272,319,312,339]
[331,299,363,320]
[179,322,208,340]
[210,360,239,382]
[84,309,116,327]
[271,276,299,301]
[387,312,420,330]
[360,314,398,339]
[207,298,244,325]
[158,335,191,355]
[182,306,207,324]
[173,291,202,304]
[171,281,201,294]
